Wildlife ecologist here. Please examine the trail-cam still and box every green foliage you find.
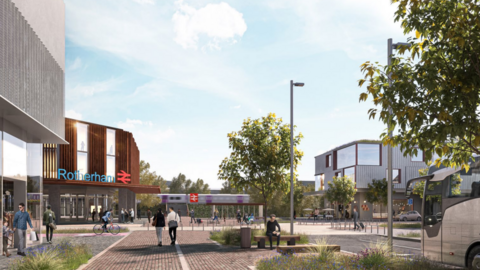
[397,232,421,238]
[379,223,420,229]
[210,227,309,246]
[325,176,356,217]
[359,0,480,171]
[137,160,166,209]
[218,113,304,221]
[365,178,391,215]
[219,180,241,194]
[9,239,92,270]
[169,173,210,194]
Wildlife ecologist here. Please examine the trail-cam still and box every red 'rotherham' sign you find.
[190,193,198,203]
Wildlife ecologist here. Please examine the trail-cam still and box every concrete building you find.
[313,140,426,219]
[1,0,66,252]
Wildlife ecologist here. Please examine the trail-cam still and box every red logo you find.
[117,170,131,184]
[190,193,198,203]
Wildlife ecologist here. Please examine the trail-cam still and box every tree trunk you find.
[264,200,268,228]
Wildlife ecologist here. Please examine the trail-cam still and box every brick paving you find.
[85,230,278,270]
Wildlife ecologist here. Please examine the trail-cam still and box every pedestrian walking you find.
[13,203,33,256]
[190,209,195,224]
[223,212,226,223]
[130,208,135,223]
[353,208,359,231]
[167,207,180,245]
[153,209,165,246]
[137,209,141,220]
[212,210,219,223]
[2,220,13,257]
[147,209,152,223]
[43,205,56,244]
[266,214,281,250]
[120,208,125,223]
[92,209,96,222]
[314,208,320,221]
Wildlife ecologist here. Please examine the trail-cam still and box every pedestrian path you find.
[84,231,276,270]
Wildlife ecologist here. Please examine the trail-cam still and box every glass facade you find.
[337,145,355,169]
[77,152,88,178]
[357,144,380,165]
[106,129,115,182]
[344,167,355,183]
[77,123,88,151]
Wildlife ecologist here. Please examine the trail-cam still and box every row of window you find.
[325,143,424,170]
[76,123,116,180]
[318,168,401,190]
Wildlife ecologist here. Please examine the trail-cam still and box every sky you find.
[64,0,412,189]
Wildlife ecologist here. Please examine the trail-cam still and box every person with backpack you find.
[152,209,165,246]
[167,207,180,245]
[190,209,195,224]
[102,209,112,232]
[43,205,56,244]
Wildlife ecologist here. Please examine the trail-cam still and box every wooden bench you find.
[276,245,340,254]
[253,235,301,248]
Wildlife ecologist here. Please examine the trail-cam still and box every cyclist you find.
[102,208,112,232]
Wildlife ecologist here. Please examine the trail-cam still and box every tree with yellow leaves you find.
[218,113,304,224]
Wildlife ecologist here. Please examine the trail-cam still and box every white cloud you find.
[172,0,247,50]
[132,0,154,4]
[65,109,83,120]
[117,119,174,144]
[68,57,83,71]
[69,78,121,97]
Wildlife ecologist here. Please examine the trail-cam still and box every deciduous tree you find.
[359,0,480,171]
[365,178,388,218]
[218,113,304,224]
[325,176,356,218]
[137,160,167,209]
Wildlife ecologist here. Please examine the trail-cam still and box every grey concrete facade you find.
[0,0,65,138]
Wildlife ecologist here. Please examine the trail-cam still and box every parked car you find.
[398,211,422,221]
[393,212,404,221]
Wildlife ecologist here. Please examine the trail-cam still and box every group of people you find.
[152,207,181,246]
[236,210,254,224]
[119,208,135,223]
[2,203,57,257]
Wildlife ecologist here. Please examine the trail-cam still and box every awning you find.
[44,179,161,194]
[0,95,68,144]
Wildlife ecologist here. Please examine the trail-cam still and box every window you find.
[337,145,356,169]
[411,149,424,162]
[77,152,88,179]
[106,129,116,183]
[344,167,355,183]
[335,171,342,178]
[424,181,443,226]
[77,123,88,179]
[446,173,468,197]
[386,169,401,184]
[358,144,380,165]
[326,155,332,168]
[77,123,88,151]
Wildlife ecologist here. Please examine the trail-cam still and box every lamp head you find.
[293,82,304,87]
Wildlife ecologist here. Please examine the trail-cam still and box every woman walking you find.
[167,207,180,245]
[152,209,165,246]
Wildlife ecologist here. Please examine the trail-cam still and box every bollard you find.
[384,226,385,235]
[377,224,379,234]
[203,223,205,231]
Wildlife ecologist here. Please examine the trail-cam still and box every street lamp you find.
[290,80,304,235]
[387,38,411,251]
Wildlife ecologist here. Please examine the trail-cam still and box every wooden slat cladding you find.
[43,144,57,178]
[89,124,106,175]
[59,119,76,173]
[129,135,140,185]
[116,129,128,177]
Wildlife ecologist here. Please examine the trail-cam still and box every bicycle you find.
[93,220,120,235]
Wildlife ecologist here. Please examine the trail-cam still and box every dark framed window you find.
[326,155,332,168]
[386,169,401,184]
[343,166,355,183]
[337,145,356,169]
[335,171,342,178]
[411,148,424,162]
[357,144,381,165]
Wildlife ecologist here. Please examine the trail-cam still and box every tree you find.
[359,0,480,171]
[365,178,388,218]
[219,180,240,194]
[325,176,356,219]
[137,160,167,209]
[218,113,304,225]
[413,165,463,200]
[169,173,210,194]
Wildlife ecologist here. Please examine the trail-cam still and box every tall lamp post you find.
[290,80,304,235]
[387,38,411,251]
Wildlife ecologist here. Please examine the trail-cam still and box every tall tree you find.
[365,178,388,218]
[359,0,480,171]
[169,173,188,194]
[219,180,240,194]
[137,160,167,209]
[325,176,356,218]
[169,173,210,194]
[218,113,304,224]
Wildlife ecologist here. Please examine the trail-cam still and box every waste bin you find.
[240,227,251,248]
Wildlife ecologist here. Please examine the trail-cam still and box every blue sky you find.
[64,0,412,189]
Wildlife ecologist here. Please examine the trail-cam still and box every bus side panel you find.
[442,198,480,266]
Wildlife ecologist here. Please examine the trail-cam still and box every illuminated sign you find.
[58,169,131,184]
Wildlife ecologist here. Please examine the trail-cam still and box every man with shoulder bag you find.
[43,205,56,244]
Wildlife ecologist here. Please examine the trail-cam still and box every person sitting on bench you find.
[266,214,281,250]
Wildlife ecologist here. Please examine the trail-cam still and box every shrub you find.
[397,232,421,238]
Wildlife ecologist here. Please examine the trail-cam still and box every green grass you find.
[397,232,421,238]
[210,227,309,246]
[8,238,93,270]
[255,240,453,270]
[41,227,130,234]
[379,223,421,229]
